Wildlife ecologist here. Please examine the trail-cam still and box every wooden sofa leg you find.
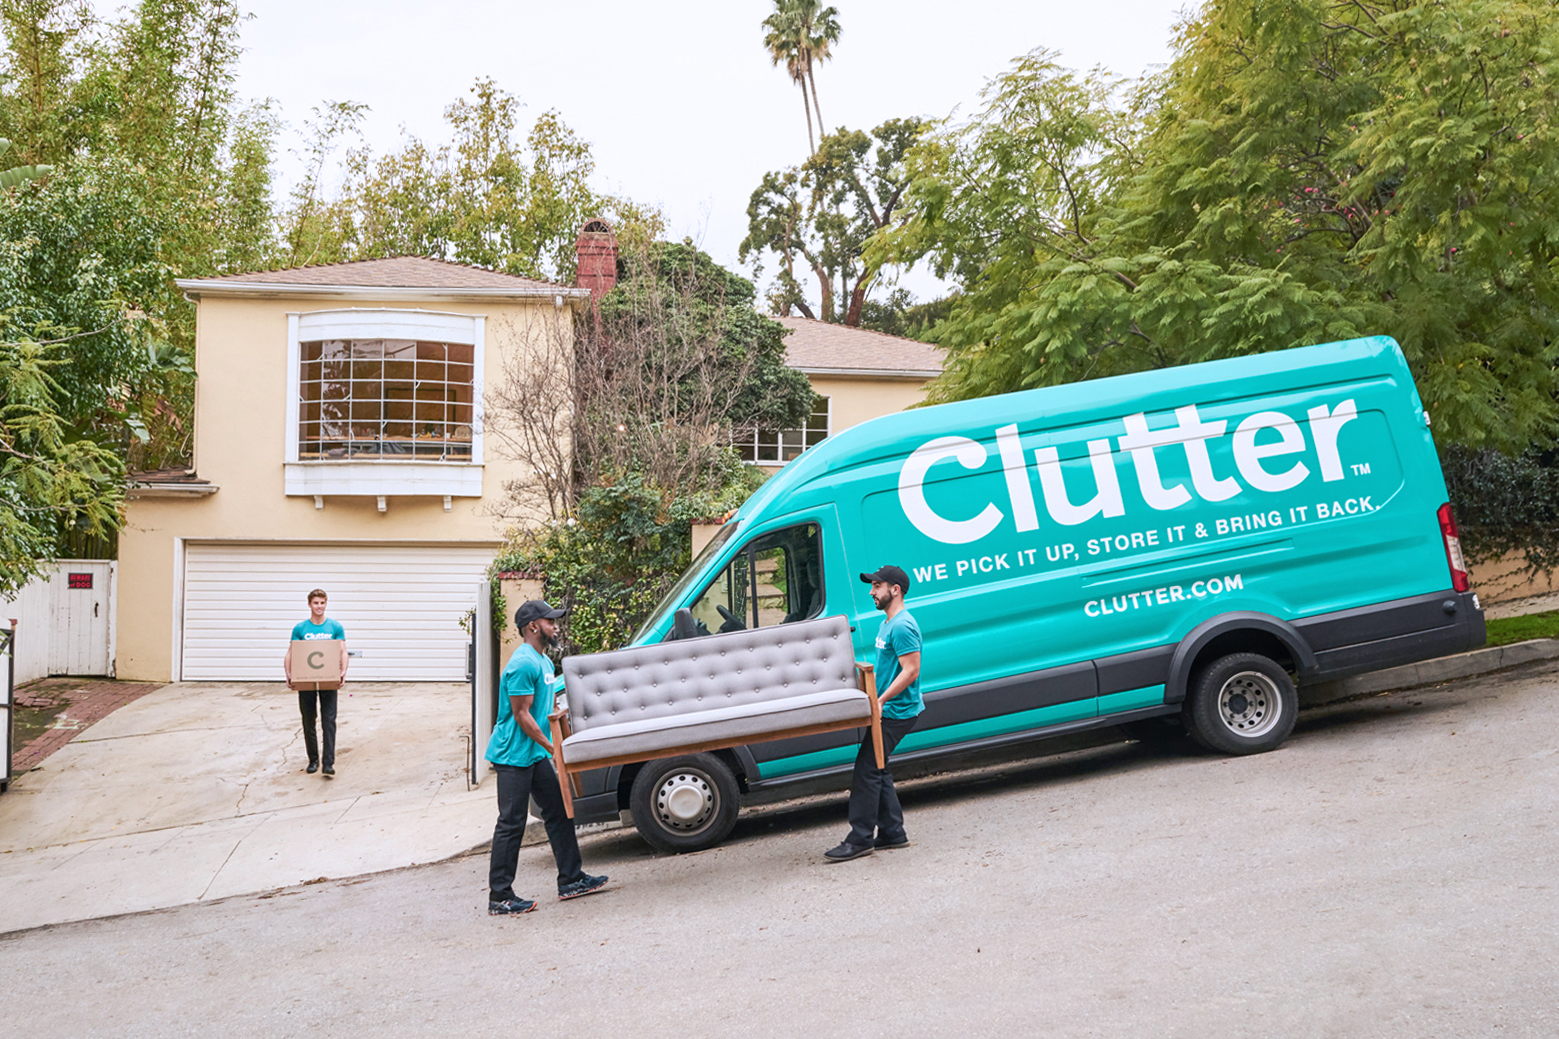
[551,716,576,819]
[860,662,886,769]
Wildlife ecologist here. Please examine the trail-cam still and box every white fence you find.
[0,560,116,685]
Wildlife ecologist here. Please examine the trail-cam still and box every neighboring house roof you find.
[775,316,944,379]
[175,256,592,303]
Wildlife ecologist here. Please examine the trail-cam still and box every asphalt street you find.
[3,662,1556,1039]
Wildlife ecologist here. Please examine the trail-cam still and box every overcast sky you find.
[219,0,1191,302]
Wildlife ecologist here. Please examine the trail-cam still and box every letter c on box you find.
[899,436,1004,545]
[308,651,323,669]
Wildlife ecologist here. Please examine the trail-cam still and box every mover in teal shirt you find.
[826,565,924,862]
[485,599,609,915]
[282,588,347,776]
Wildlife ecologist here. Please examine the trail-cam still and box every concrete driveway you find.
[1,659,1556,1037]
[0,681,492,932]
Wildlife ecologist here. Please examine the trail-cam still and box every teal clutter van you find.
[566,335,1484,850]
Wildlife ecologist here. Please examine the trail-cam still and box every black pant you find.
[489,759,585,899]
[846,714,920,845]
[297,689,337,768]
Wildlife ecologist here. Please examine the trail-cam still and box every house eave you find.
[173,279,593,305]
[795,366,941,380]
[127,483,219,499]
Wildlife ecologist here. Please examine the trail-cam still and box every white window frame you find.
[739,395,831,465]
[284,308,485,497]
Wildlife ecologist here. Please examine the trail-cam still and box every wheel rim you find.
[652,769,718,835]
[1217,671,1282,738]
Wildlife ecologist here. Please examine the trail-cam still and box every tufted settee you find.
[549,614,883,817]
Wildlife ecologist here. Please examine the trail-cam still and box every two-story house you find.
[117,254,594,684]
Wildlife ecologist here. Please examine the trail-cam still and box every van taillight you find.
[1437,502,1470,593]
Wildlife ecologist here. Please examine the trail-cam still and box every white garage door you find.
[182,542,495,681]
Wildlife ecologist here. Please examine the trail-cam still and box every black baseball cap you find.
[860,565,911,595]
[514,599,565,630]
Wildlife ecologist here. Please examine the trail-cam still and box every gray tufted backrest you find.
[562,614,859,734]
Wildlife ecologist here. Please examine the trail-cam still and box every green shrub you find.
[491,463,764,657]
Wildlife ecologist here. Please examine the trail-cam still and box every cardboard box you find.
[289,638,344,690]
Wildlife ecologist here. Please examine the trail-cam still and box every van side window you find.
[686,524,823,635]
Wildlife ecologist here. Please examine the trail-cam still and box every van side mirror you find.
[672,608,697,641]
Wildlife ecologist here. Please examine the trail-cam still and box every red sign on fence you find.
[67,573,93,589]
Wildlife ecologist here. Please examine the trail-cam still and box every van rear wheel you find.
[1183,652,1297,755]
[629,753,740,853]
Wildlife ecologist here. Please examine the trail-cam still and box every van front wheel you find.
[629,753,740,853]
[1183,653,1297,755]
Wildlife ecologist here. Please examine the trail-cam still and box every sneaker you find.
[488,896,537,916]
[557,873,609,900]
[873,833,910,850]
[322,764,335,776]
[305,760,320,774]
[824,841,874,862]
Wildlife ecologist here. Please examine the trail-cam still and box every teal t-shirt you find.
[486,644,556,768]
[291,618,345,641]
[874,609,923,720]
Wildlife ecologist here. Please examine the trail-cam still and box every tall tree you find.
[742,119,927,324]
[761,0,841,156]
[876,1,1559,452]
[278,79,659,283]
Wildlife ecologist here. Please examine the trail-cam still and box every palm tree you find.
[762,0,841,156]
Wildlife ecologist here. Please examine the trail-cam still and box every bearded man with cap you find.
[485,599,609,914]
[825,564,924,862]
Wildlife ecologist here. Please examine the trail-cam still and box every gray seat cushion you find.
[559,615,865,764]
[561,686,869,764]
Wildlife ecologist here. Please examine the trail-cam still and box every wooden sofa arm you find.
[549,708,576,815]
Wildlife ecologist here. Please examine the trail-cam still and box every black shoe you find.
[824,841,874,862]
[488,896,537,916]
[558,874,609,900]
[306,760,320,774]
[873,833,909,850]
[322,764,335,776]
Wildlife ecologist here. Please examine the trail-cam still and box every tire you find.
[629,753,741,853]
[1182,652,1297,755]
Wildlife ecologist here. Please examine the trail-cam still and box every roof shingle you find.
[775,316,943,377]
[180,256,573,292]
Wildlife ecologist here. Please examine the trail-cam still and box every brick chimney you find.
[575,218,618,301]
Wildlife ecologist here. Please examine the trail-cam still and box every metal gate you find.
[2,624,14,792]
[470,579,497,787]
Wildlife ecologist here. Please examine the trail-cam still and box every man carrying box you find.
[283,588,348,776]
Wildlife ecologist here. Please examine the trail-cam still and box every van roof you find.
[738,335,1412,522]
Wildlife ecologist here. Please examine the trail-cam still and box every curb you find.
[1302,639,1559,706]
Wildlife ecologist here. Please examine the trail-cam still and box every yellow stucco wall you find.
[117,293,572,682]
[809,374,932,433]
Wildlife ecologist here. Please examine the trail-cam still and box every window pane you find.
[687,524,824,635]
[689,552,750,635]
[298,336,475,463]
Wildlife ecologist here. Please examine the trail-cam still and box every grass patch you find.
[1484,609,1559,648]
[10,690,65,749]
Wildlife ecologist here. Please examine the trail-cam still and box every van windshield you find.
[629,521,741,644]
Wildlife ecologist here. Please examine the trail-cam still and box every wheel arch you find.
[1167,612,1317,704]
[612,746,756,809]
